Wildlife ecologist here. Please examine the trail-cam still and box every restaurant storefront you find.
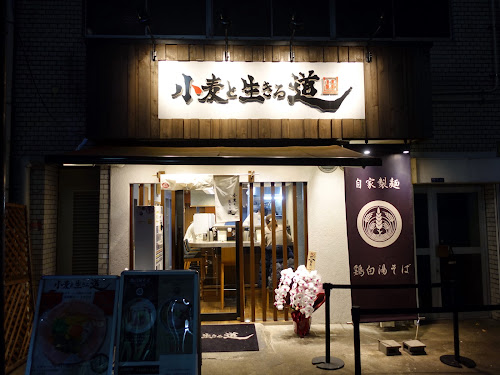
[42,37,437,325]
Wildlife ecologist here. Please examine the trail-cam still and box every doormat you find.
[201,324,259,352]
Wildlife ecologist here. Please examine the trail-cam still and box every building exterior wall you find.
[99,166,110,275]
[29,164,58,292]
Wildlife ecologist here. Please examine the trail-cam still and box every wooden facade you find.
[88,42,432,142]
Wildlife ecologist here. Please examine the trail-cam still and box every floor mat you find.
[201,324,259,352]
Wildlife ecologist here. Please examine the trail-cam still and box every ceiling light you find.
[363,150,371,155]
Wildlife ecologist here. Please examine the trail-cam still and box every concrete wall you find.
[109,164,353,323]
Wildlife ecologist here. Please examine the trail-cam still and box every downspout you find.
[1,0,14,373]
[496,185,500,310]
[433,0,499,101]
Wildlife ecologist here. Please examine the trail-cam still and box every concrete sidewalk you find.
[201,318,500,375]
[11,318,500,374]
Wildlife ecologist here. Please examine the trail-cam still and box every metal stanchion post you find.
[440,280,476,368]
[352,306,361,375]
[312,284,344,370]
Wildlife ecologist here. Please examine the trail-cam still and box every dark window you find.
[213,0,271,37]
[437,192,480,247]
[336,0,394,39]
[86,0,206,36]
[272,0,331,38]
[414,193,429,248]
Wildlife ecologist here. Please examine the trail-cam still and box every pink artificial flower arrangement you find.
[274,265,325,319]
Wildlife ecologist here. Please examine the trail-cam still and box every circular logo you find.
[356,200,402,248]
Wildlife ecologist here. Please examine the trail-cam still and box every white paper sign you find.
[158,61,365,119]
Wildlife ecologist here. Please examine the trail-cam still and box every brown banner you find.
[345,154,417,322]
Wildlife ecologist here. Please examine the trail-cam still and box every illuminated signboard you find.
[158,61,365,119]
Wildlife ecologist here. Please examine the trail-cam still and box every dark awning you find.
[46,145,381,167]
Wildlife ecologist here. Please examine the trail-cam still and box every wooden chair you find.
[184,239,206,287]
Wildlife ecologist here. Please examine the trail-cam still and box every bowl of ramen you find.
[39,300,106,364]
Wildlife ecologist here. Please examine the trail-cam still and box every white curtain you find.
[214,175,240,223]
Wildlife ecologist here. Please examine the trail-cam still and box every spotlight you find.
[363,150,371,155]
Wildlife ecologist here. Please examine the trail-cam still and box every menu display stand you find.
[115,270,200,375]
[25,275,120,375]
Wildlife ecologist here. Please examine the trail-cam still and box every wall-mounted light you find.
[289,14,302,62]
[220,14,231,62]
[403,150,410,154]
[363,150,371,155]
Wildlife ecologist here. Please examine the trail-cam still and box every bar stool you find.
[184,240,205,296]
[220,247,236,309]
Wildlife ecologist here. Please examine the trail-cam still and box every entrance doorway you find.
[130,180,308,322]
[414,185,489,315]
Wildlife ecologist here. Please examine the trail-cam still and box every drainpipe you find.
[1,0,14,373]
[433,0,499,101]
[496,185,500,310]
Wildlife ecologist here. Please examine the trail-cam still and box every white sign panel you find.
[158,61,365,119]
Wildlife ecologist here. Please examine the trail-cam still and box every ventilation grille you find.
[72,191,99,274]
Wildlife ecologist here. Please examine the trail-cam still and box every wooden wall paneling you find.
[270,119,282,139]
[304,119,319,138]
[156,44,166,61]
[211,119,221,138]
[220,119,230,138]
[303,183,309,261]
[199,119,211,139]
[238,183,245,322]
[281,182,289,321]
[390,48,407,138]
[264,46,273,62]
[273,46,288,62]
[172,119,184,138]
[204,45,216,61]
[342,119,354,139]
[236,119,249,139]
[295,46,309,62]
[150,59,160,139]
[271,182,277,321]
[127,44,138,138]
[233,45,245,61]
[364,50,380,138]
[252,46,264,62]
[338,46,349,62]
[111,45,128,139]
[333,119,343,139]
[377,47,391,138]
[258,119,271,139]
[281,118,290,138]
[292,183,299,270]
[189,119,200,139]
[249,182,256,322]
[324,46,339,62]
[318,119,332,139]
[165,45,178,60]
[215,45,225,61]
[177,45,189,61]
[244,46,253,62]
[259,184,267,321]
[160,119,173,139]
[352,119,366,139]
[309,46,323,62]
[349,47,365,62]
[189,44,204,61]
[289,119,305,138]
[228,119,237,138]
[250,119,259,139]
[137,45,151,138]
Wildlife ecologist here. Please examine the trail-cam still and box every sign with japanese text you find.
[115,270,200,375]
[344,154,417,322]
[158,61,365,119]
[26,276,119,375]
